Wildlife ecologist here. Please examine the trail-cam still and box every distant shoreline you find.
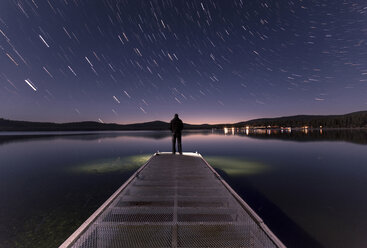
[1,110,367,131]
[0,127,367,136]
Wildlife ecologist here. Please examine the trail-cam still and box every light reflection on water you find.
[205,157,269,175]
[0,130,367,248]
[70,155,151,174]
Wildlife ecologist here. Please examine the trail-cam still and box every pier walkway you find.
[60,152,285,248]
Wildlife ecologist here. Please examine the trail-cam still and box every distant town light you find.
[224,127,229,134]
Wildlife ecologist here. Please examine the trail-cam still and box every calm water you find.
[0,129,367,248]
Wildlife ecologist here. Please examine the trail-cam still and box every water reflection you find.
[1,130,367,247]
[0,130,215,146]
[1,128,367,146]
[221,128,367,145]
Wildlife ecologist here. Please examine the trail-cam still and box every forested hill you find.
[235,111,367,128]
[0,118,221,131]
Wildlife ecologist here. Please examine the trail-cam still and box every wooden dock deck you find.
[60,152,285,248]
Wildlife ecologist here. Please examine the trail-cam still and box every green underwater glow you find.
[70,154,151,174]
[205,156,269,176]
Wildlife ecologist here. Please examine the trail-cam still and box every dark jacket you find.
[170,117,183,133]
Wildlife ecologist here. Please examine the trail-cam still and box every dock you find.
[60,152,285,248]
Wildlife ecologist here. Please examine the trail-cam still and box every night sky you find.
[0,0,366,124]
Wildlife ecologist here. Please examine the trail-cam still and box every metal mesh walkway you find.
[60,152,285,248]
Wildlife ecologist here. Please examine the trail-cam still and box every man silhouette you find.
[170,114,183,155]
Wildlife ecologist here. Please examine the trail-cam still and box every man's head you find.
[174,113,178,118]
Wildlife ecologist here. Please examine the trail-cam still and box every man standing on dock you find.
[170,113,183,155]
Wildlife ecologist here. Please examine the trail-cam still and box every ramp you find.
[60,152,285,248]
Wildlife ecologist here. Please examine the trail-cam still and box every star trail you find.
[0,0,366,124]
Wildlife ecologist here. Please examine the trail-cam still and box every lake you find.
[0,129,367,248]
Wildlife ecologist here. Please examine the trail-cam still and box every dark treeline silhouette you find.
[1,110,367,131]
[235,111,367,128]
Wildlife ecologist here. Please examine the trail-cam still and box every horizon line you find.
[2,109,366,126]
